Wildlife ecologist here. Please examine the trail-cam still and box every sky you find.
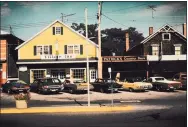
[0,1,187,41]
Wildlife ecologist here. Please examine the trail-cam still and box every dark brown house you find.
[124,24,187,78]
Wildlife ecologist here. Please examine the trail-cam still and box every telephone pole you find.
[85,8,90,107]
[61,13,76,22]
[97,1,103,79]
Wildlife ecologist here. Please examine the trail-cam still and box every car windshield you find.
[41,79,61,85]
[12,80,27,84]
[155,78,165,81]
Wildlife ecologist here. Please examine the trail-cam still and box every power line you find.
[104,3,149,14]
[102,13,129,28]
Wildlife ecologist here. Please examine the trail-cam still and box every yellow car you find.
[117,77,153,92]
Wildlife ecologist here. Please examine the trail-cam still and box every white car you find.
[147,77,182,91]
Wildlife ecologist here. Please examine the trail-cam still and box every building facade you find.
[0,30,24,85]
[15,20,99,84]
[124,24,187,78]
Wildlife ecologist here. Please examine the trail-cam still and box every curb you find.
[1,106,133,114]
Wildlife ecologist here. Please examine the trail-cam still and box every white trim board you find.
[17,60,98,64]
[15,20,99,50]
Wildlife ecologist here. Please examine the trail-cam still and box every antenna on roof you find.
[9,25,13,35]
[61,13,76,22]
[148,5,157,19]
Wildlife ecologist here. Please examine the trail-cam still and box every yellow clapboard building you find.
[15,20,99,83]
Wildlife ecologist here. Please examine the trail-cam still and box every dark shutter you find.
[61,27,63,35]
[80,45,83,55]
[49,45,52,54]
[53,27,55,35]
[64,45,67,54]
[34,46,36,56]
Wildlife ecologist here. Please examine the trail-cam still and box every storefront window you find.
[33,70,45,80]
[72,69,85,81]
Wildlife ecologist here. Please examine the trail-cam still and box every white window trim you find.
[67,44,80,55]
[36,45,50,56]
[55,27,61,35]
[162,33,171,41]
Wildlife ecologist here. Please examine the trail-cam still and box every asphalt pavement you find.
[0,90,186,127]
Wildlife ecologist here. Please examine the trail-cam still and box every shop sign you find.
[102,56,146,62]
[19,66,27,72]
[41,54,76,60]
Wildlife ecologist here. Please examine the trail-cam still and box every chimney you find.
[125,32,129,52]
[149,27,153,35]
[183,23,187,38]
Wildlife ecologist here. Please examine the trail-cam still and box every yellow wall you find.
[18,22,98,59]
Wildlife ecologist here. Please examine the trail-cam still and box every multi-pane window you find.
[152,46,159,55]
[56,27,61,34]
[67,45,80,54]
[36,46,43,55]
[162,33,171,41]
[36,46,50,55]
[67,45,74,54]
[44,46,49,54]
[74,45,80,54]
[72,69,85,81]
[175,46,181,55]
[33,70,45,80]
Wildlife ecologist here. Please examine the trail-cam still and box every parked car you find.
[172,72,187,90]
[147,77,182,91]
[30,78,64,94]
[117,77,153,92]
[63,79,94,94]
[91,78,122,93]
[2,80,30,94]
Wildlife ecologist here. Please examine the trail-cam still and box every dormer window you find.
[162,33,171,41]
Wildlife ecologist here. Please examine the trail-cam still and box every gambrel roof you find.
[127,24,187,52]
[15,20,99,50]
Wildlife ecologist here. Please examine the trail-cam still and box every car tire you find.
[69,88,75,94]
[156,86,161,91]
[7,89,12,94]
[129,88,134,92]
[100,88,104,93]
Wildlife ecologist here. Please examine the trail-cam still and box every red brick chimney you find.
[125,32,129,52]
[149,27,153,36]
[183,23,187,38]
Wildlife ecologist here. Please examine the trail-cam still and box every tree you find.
[71,23,144,56]
[101,27,144,56]
[71,23,98,42]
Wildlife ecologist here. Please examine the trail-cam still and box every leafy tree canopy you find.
[71,23,144,56]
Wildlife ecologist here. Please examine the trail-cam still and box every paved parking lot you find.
[0,89,186,108]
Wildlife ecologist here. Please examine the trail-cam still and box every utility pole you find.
[61,13,76,22]
[97,1,103,79]
[85,8,90,107]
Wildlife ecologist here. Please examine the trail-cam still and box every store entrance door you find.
[51,70,66,82]
[90,69,97,82]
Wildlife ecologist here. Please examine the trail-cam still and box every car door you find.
[30,80,39,92]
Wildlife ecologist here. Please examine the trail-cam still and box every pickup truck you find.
[172,72,187,90]
[91,78,122,93]
[63,79,94,94]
